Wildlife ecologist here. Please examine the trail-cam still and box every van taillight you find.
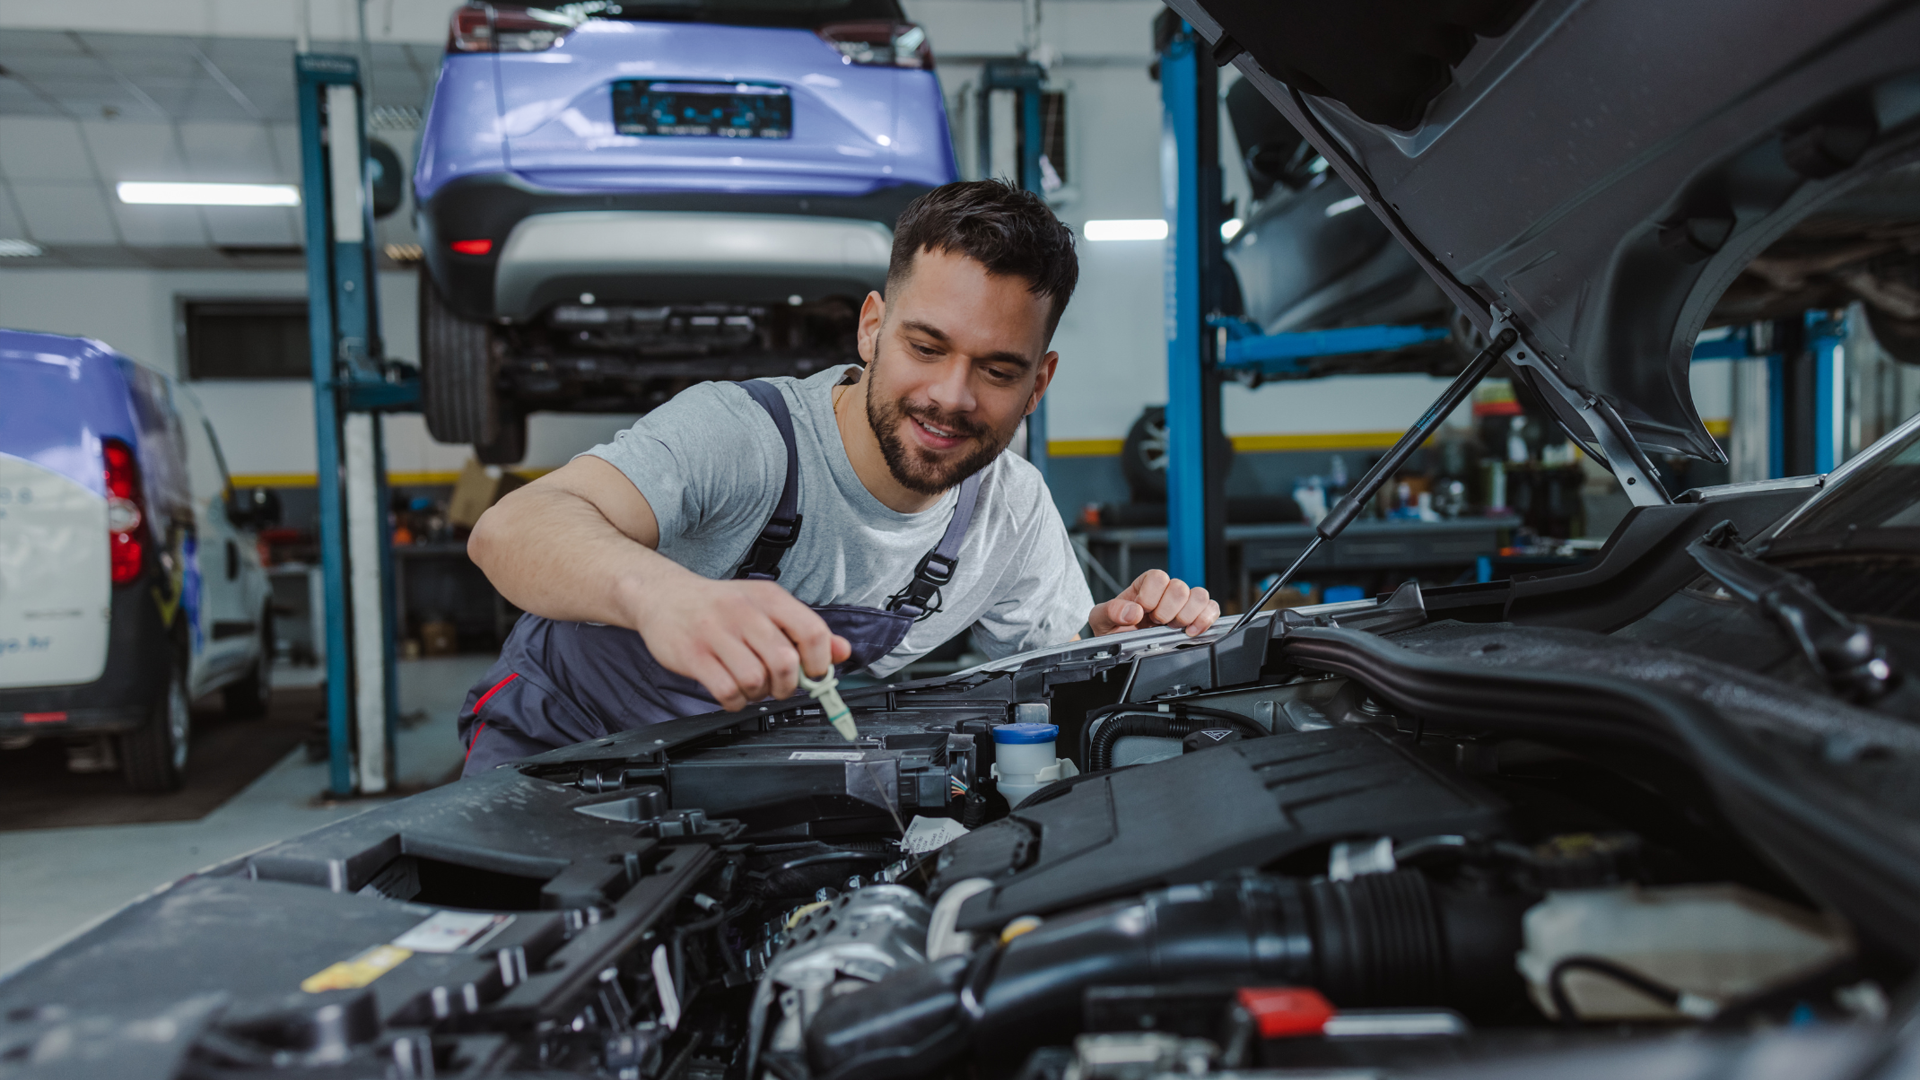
[817,22,932,69]
[448,3,572,53]
[103,438,145,585]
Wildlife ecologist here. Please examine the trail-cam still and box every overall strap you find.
[886,470,983,619]
[733,380,802,582]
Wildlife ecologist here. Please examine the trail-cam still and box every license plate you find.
[611,80,792,139]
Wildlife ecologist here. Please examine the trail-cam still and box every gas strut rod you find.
[1231,328,1517,633]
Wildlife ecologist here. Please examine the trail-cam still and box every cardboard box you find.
[420,620,459,657]
[447,458,527,530]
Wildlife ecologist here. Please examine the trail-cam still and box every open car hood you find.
[1164,0,1920,469]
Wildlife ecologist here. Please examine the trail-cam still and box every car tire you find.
[420,277,526,464]
[1121,406,1234,503]
[222,607,274,719]
[123,659,190,793]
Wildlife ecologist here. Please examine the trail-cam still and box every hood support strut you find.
[1233,327,1516,630]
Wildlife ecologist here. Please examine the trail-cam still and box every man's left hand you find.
[1088,569,1220,638]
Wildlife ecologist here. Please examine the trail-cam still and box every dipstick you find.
[797,669,858,741]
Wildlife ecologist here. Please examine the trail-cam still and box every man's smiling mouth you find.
[909,414,969,445]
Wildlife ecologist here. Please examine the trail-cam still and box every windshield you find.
[553,0,904,28]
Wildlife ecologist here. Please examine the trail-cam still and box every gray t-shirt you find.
[583,365,1093,675]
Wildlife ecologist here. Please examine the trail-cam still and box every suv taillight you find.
[102,438,146,586]
[448,3,573,53]
[817,22,931,69]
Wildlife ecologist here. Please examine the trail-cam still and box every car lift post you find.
[1692,314,1847,479]
[1158,21,1229,594]
[296,54,418,796]
[979,59,1053,482]
[1809,310,1849,474]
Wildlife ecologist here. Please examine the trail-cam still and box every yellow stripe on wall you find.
[1050,425,1737,457]
[1046,431,1409,457]
[1046,439,1126,457]
[1229,431,1406,452]
[231,468,554,488]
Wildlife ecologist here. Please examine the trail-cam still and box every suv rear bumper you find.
[418,172,931,321]
[0,583,173,737]
[494,210,891,320]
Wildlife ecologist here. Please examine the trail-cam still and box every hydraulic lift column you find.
[296,54,419,796]
[1159,19,1230,595]
[979,58,1054,483]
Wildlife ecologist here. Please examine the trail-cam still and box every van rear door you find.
[0,453,111,689]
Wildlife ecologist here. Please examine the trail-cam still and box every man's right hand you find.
[632,573,851,711]
[471,456,850,710]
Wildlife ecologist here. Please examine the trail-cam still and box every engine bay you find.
[7,590,1906,1080]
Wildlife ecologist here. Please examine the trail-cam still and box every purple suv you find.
[414,0,958,462]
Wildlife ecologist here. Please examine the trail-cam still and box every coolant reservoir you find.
[1516,884,1851,1020]
[990,723,1077,808]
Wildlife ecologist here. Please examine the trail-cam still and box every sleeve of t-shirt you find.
[577,381,782,550]
[969,481,1095,659]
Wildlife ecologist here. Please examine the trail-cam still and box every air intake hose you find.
[804,870,1525,1080]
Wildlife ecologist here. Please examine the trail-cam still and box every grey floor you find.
[0,656,493,978]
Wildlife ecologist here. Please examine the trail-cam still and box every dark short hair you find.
[886,179,1080,339]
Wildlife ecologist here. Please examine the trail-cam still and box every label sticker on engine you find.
[900,816,971,855]
[301,944,412,992]
[392,911,513,953]
[789,751,865,761]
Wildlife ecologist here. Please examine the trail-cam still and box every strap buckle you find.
[916,552,957,587]
[734,512,803,582]
[757,515,803,549]
[886,552,955,619]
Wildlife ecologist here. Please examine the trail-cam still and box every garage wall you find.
[0,0,1738,502]
[0,265,640,479]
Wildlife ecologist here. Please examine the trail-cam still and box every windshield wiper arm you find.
[1686,521,1896,702]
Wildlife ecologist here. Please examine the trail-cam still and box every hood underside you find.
[1165,0,1920,465]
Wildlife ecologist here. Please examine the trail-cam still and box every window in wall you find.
[182,299,310,380]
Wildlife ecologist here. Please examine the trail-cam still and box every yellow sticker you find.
[301,944,413,993]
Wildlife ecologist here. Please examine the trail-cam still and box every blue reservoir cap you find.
[993,722,1059,745]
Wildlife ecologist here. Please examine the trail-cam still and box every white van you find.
[0,330,278,792]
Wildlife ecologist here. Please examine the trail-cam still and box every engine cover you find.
[934,726,1507,931]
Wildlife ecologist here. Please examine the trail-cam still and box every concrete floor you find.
[0,655,492,978]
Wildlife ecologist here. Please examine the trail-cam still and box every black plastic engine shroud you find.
[935,725,1507,932]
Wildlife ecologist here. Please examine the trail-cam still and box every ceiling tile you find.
[0,187,30,236]
[110,201,208,246]
[179,121,291,181]
[0,117,95,180]
[10,181,119,243]
[83,120,190,182]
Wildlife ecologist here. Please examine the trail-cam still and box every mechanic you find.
[456,179,1220,774]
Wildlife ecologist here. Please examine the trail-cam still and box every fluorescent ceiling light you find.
[1324,194,1367,218]
[0,239,43,257]
[1220,218,1244,241]
[117,182,301,207]
[1084,219,1168,242]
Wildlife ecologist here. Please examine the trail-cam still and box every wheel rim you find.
[1142,418,1169,473]
[168,674,190,773]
